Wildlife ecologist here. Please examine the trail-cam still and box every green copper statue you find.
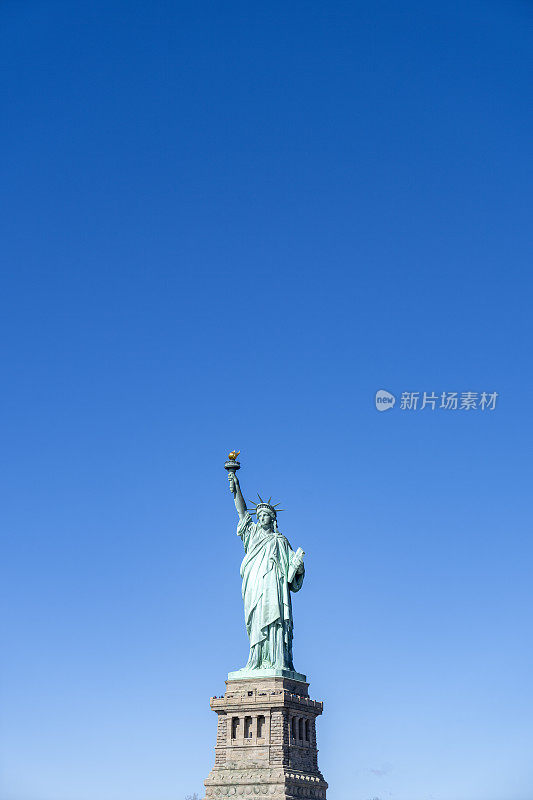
[225,453,306,680]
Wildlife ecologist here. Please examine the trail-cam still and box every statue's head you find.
[257,507,276,530]
[250,496,283,532]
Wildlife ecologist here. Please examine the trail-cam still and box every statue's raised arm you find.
[229,470,247,518]
[225,451,246,518]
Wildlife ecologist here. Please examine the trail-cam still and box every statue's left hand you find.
[294,553,305,574]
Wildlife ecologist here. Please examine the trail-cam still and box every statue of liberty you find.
[226,454,305,679]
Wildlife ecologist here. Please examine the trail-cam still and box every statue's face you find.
[258,510,274,530]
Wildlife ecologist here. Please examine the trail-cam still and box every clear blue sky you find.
[1,2,532,800]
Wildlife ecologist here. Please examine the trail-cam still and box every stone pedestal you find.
[203,676,328,800]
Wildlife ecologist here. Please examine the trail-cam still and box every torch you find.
[224,450,241,492]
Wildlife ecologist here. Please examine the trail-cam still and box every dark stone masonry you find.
[203,676,328,800]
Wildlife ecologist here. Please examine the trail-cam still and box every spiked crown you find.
[248,493,284,518]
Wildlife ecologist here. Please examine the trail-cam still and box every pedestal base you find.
[203,676,328,800]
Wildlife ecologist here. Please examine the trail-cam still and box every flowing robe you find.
[237,511,304,671]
